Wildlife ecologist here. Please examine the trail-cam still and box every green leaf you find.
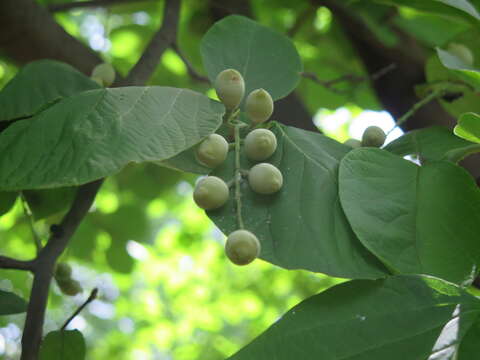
[339,148,480,284]
[384,126,478,163]
[39,330,86,360]
[373,0,480,23]
[0,289,28,315]
[457,319,480,359]
[454,112,480,143]
[209,123,387,279]
[0,191,18,216]
[0,86,224,191]
[158,145,211,175]
[229,275,480,360]
[0,60,100,122]
[23,187,76,220]
[201,15,302,102]
[437,47,480,89]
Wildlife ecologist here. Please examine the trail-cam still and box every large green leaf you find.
[23,187,76,220]
[0,191,18,216]
[437,47,480,89]
[457,319,480,359]
[454,112,480,143]
[0,60,100,122]
[373,0,480,22]
[39,330,86,360]
[201,15,302,102]
[339,148,480,284]
[384,126,479,163]
[209,123,387,279]
[0,289,28,315]
[229,275,480,360]
[0,87,224,190]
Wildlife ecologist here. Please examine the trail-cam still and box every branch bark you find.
[0,256,34,271]
[119,0,181,86]
[21,180,103,360]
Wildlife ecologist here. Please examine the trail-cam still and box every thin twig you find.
[234,124,245,230]
[287,5,315,37]
[47,0,151,12]
[171,43,209,83]
[119,0,182,86]
[20,179,103,360]
[0,256,34,272]
[301,63,396,94]
[61,288,98,331]
[388,89,442,135]
[20,193,42,253]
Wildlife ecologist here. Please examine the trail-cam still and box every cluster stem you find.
[234,124,245,230]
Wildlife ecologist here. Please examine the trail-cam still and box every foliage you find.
[1,1,480,359]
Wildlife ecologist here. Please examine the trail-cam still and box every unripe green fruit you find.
[91,63,116,87]
[244,129,277,161]
[361,126,386,148]
[193,176,229,210]
[54,262,72,281]
[248,163,283,194]
[196,134,229,168]
[245,89,274,124]
[225,230,260,266]
[447,43,474,66]
[57,278,82,296]
[344,138,362,149]
[214,69,245,110]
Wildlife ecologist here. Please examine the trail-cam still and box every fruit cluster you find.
[192,69,283,266]
[54,262,82,296]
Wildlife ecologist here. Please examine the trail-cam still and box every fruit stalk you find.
[234,124,245,230]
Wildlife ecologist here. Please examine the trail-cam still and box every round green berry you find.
[244,129,277,161]
[214,69,245,110]
[54,262,72,281]
[248,163,283,195]
[196,134,229,168]
[193,176,229,210]
[57,279,82,296]
[343,138,362,149]
[91,63,116,87]
[245,89,274,124]
[225,230,261,266]
[361,126,386,148]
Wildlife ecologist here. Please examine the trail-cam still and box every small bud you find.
[447,43,474,66]
[244,129,277,161]
[343,138,362,149]
[91,63,116,87]
[225,230,260,265]
[54,263,72,281]
[245,89,274,124]
[193,176,229,210]
[195,134,229,168]
[248,163,283,195]
[214,69,245,110]
[57,279,82,297]
[361,126,386,148]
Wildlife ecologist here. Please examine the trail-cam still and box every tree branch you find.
[0,256,34,272]
[21,180,103,360]
[61,288,98,331]
[48,0,151,12]
[119,0,182,86]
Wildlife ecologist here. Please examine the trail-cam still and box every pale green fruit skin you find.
[447,43,474,66]
[193,176,229,210]
[248,163,283,194]
[361,126,386,148]
[91,63,115,87]
[344,138,362,149]
[225,230,260,265]
[245,89,274,124]
[54,262,72,281]
[244,129,277,161]
[214,69,245,110]
[196,134,229,168]
[57,279,82,296]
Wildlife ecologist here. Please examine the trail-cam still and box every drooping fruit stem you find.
[234,124,245,230]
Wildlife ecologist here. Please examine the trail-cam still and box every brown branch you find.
[20,180,103,360]
[48,0,151,12]
[61,288,98,331]
[171,43,209,83]
[0,256,34,272]
[119,0,182,86]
